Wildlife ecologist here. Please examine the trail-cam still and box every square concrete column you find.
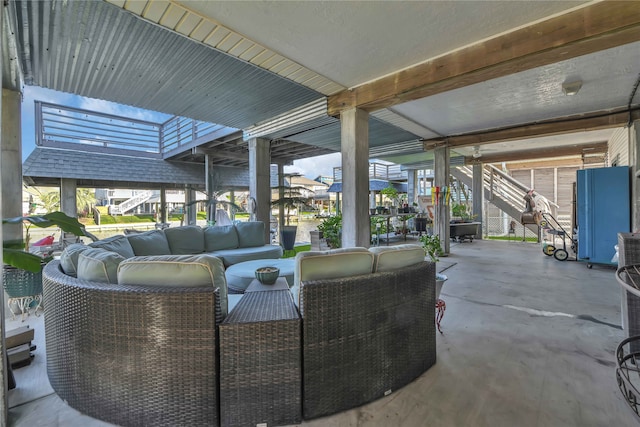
[159,187,167,224]
[185,186,197,225]
[248,138,271,243]
[472,163,484,239]
[1,89,22,242]
[278,163,285,232]
[60,179,77,217]
[340,108,370,248]
[407,169,417,206]
[434,146,450,254]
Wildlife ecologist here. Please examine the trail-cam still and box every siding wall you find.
[609,127,629,166]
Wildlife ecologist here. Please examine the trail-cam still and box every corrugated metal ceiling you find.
[11,0,323,130]
[8,0,422,164]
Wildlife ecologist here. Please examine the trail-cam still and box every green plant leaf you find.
[2,249,43,272]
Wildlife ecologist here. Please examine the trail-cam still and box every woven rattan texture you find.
[299,261,436,419]
[43,261,218,427]
[219,290,301,426]
[3,265,43,297]
[618,234,640,352]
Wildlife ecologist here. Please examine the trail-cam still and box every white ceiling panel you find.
[393,41,640,136]
[179,1,587,88]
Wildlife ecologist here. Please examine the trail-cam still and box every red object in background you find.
[31,235,55,246]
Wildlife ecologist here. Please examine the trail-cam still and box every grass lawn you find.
[282,244,311,258]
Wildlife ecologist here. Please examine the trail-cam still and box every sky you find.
[21,86,342,180]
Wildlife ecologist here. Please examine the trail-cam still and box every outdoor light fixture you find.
[562,80,583,96]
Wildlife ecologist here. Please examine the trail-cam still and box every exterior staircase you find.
[451,164,558,234]
[109,190,154,215]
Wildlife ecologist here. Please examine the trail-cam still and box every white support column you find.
[160,187,167,224]
[340,108,370,248]
[278,163,285,232]
[205,154,214,225]
[1,89,22,242]
[407,169,417,206]
[60,179,77,217]
[472,163,484,239]
[0,6,10,415]
[249,138,271,243]
[434,146,450,254]
[185,186,197,225]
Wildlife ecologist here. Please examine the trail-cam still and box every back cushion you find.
[77,248,125,284]
[204,225,239,251]
[235,222,265,248]
[117,254,228,316]
[126,230,171,256]
[59,243,90,277]
[164,226,205,254]
[291,247,374,306]
[89,234,135,259]
[295,247,373,287]
[369,244,426,272]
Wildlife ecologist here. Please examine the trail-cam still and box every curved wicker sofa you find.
[43,243,437,427]
[43,260,219,426]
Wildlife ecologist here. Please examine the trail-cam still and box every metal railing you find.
[36,101,162,153]
[109,190,153,215]
[455,164,558,217]
[35,101,225,156]
[333,162,407,182]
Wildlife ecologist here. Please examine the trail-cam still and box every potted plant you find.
[451,203,476,223]
[317,214,342,249]
[3,212,93,318]
[381,185,400,215]
[271,173,314,252]
[3,211,92,272]
[419,233,443,263]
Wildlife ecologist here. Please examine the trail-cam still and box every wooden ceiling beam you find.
[505,157,593,170]
[328,2,640,116]
[465,141,608,165]
[424,109,640,149]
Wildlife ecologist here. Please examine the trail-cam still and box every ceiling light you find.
[472,146,482,158]
[562,80,582,96]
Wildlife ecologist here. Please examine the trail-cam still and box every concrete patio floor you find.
[8,239,636,426]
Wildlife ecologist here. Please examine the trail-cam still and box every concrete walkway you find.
[9,239,635,426]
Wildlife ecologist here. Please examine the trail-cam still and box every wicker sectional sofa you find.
[42,241,436,427]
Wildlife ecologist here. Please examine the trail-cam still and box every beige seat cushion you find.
[117,254,228,316]
[291,247,374,306]
[369,244,426,272]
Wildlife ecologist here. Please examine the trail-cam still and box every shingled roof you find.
[22,147,250,190]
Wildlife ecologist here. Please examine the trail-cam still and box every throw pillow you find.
[164,225,205,254]
[77,248,125,284]
[126,229,171,256]
[89,234,135,259]
[235,221,265,247]
[204,225,239,251]
[59,243,90,277]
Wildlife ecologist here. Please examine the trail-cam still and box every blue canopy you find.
[327,179,407,193]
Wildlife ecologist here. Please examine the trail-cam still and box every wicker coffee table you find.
[219,288,301,427]
[245,277,289,292]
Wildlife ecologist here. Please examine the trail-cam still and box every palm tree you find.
[36,188,96,217]
[39,191,60,213]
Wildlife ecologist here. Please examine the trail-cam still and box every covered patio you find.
[8,239,632,425]
[1,1,640,425]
